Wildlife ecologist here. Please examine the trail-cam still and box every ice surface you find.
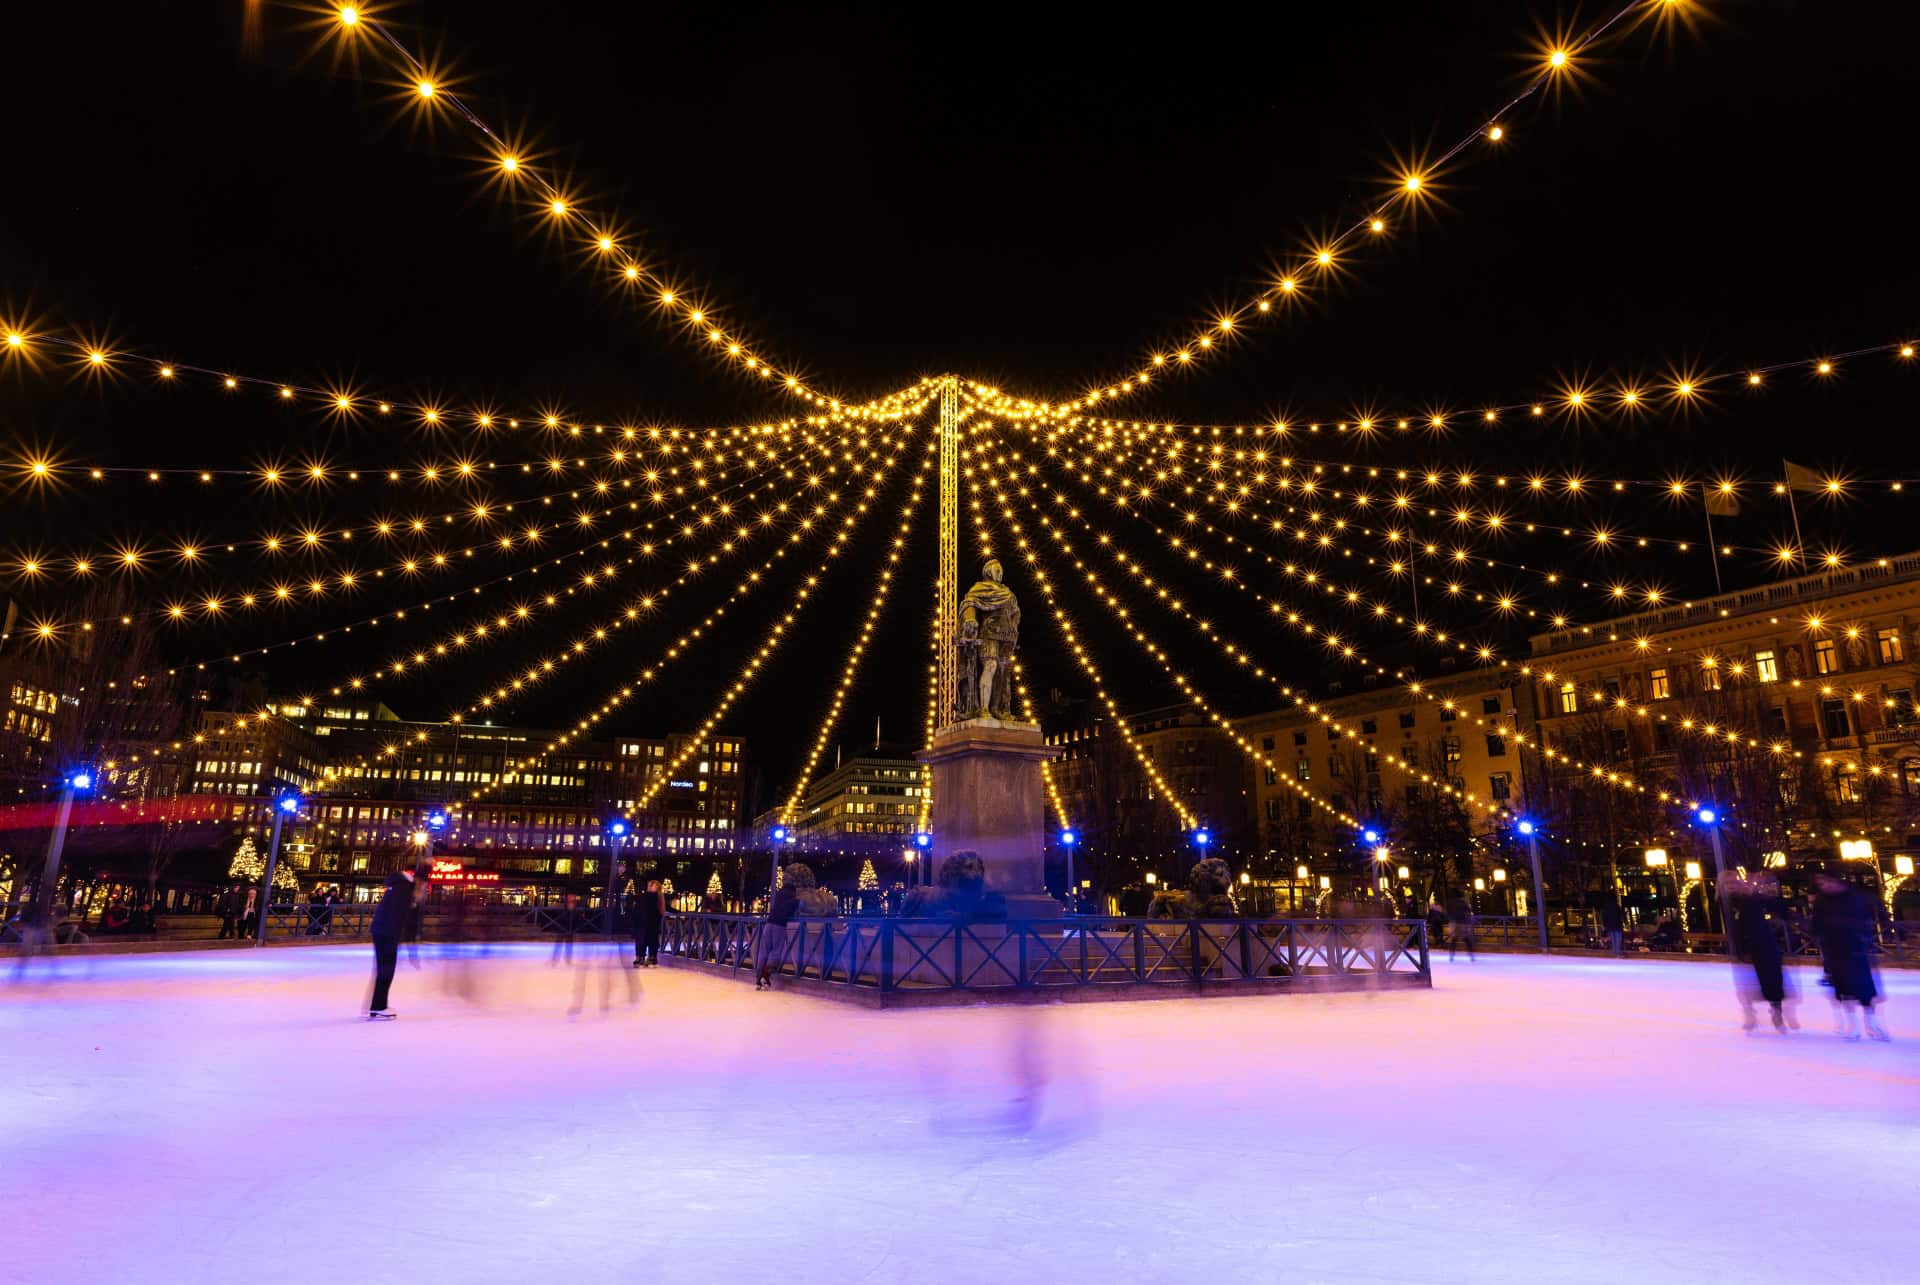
[2,944,1913,1285]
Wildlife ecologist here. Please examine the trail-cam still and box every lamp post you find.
[1695,806,1731,947]
[1294,863,1309,915]
[913,830,932,886]
[1517,818,1548,951]
[253,791,303,944]
[1059,828,1079,912]
[770,826,790,905]
[606,820,629,940]
[35,767,94,925]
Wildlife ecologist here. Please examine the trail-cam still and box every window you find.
[1261,736,1275,752]
[1814,639,1838,675]
[1878,628,1905,664]
[1653,722,1676,753]
[1441,706,1457,723]
[1361,719,1378,735]
[1293,732,1308,748]
[1442,737,1462,766]
[1901,759,1920,797]
[1297,798,1312,821]
[1755,650,1779,683]
[1488,772,1511,800]
[1762,705,1789,738]
[1265,798,1281,821]
[1648,667,1670,701]
[1482,696,1502,715]
[1263,766,1277,786]
[1485,734,1507,758]
[1607,728,1629,759]
[1558,682,1579,715]
[1701,659,1722,691]
[1889,690,1916,729]
[1835,761,1862,802]
[1602,677,1621,700]
[1821,698,1851,739]
[1328,755,1345,778]
[1398,711,1416,730]
[1295,757,1311,782]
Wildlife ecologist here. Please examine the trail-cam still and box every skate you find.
[1865,1013,1890,1042]
[1740,1006,1757,1034]
[368,1010,397,1021]
[1841,1005,1862,1042]
[1770,1005,1786,1034]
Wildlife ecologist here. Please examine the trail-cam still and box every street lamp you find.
[36,766,96,925]
[606,819,630,940]
[1191,827,1213,849]
[1060,828,1079,912]
[252,791,303,944]
[1515,818,1548,951]
[1695,805,1731,945]
[914,830,933,887]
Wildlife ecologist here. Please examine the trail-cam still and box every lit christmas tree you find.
[706,870,723,897]
[227,837,262,881]
[858,859,879,892]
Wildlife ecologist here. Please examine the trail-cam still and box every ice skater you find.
[632,877,666,967]
[1446,893,1476,962]
[366,863,422,1020]
[1811,872,1889,1041]
[756,874,799,990]
[1600,896,1625,957]
[1729,873,1794,1034]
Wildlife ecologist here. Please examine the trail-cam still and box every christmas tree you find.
[705,870,723,897]
[227,837,262,881]
[858,859,879,892]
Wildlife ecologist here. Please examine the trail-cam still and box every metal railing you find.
[1449,914,1920,965]
[662,913,1431,997]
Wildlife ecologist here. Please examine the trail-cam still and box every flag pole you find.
[1782,458,1806,569]
[1701,484,1723,593]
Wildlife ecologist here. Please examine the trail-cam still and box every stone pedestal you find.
[917,718,1063,918]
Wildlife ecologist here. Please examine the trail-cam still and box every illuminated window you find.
[1814,639,1837,675]
[1648,667,1670,701]
[1700,660,1722,692]
[1880,628,1905,664]
[1835,760,1861,802]
[1754,650,1779,684]
[1295,757,1311,782]
[1558,682,1579,715]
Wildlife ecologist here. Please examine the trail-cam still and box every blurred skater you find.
[1425,897,1448,951]
[1812,873,1889,1041]
[633,877,666,967]
[216,884,243,940]
[756,875,798,990]
[1446,894,1476,962]
[550,892,578,967]
[1600,896,1625,957]
[1730,874,1794,1034]
[366,864,421,1021]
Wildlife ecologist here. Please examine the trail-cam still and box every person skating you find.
[756,877,799,990]
[1730,874,1792,1034]
[216,884,241,940]
[1600,896,1625,957]
[632,877,666,967]
[1425,897,1448,952]
[367,864,422,1020]
[1446,894,1476,962]
[1812,873,1890,1041]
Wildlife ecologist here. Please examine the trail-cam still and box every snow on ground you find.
[1,944,1914,1285]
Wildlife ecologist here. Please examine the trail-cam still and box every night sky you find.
[3,1,1917,800]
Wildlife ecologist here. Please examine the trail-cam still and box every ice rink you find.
[2,943,1914,1285]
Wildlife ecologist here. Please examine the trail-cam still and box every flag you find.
[1783,460,1824,493]
[1704,487,1740,517]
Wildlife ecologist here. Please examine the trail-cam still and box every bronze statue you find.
[956,557,1021,720]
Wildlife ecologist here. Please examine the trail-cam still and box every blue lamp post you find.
[914,830,933,886]
[1514,818,1547,951]
[605,819,630,939]
[1060,828,1079,912]
[36,766,95,924]
[1695,805,1730,943]
[253,791,304,944]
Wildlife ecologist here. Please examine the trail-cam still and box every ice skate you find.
[1740,1006,1756,1034]
[1864,1013,1890,1042]
[1841,1004,1861,1041]
[367,1010,397,1021]
[1770,1005,1786,1034]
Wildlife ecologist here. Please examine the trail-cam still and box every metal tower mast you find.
[936,375,960,731]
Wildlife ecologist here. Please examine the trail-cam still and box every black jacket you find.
[768,886,800,926]
[370,872,417,938]
[1812,887,1878,1004]
[635,890,666,931]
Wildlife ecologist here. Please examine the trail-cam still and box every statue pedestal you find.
[917,718,1064,919]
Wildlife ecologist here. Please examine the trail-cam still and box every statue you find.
[956,558,1021,720]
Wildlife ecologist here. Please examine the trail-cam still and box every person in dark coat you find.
[1811,873,1888,1041]
[633,878,666,967]
[216,884,243,940]
[367,866,421,1020]
[1730,874,1793,1033]
[756,880,799,990]
[1425,897,1449,950]
[1446,895,1476,962]
[1599,897,1625,957]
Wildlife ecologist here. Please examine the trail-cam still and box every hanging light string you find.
[317,6,854,410]
[990,426,1785,818]
[1008,656,1070,831]
[970,1,1694,413]
[4,419,835,637]
[1,327,934,442]
[1011,336,1916,442]
[976,421,1505,822]
[970,421,1350,833]
[351,424,930,806]
[622,448,933,822]
[961,435,1198,832]
[1019,419,1751,635]
[774,430,929,823]
[320,414,918,699]
[1014,406,1898,627]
